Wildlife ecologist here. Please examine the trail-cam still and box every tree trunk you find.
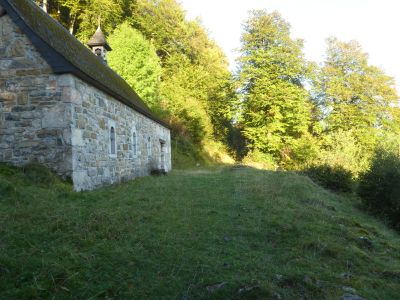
[69,15,76,35]
[42,0,48,13]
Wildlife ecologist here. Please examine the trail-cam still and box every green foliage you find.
[108,22,162,109]
[132,0,189,61]
[281,132,321,170]
[237,10,316,165]
[2,165,400,298]
[358,149,400,228]
[242,149,278,170]
[170,134,208,169]
[41,0,132,38]
[35,0,400,170]
[376,131,400,156]
[226,123,248,160]
[133,0,236,154]
[316,38,398,135]
[304,164,354,193]
[43,0,236,163]
[315,130,372,175]
[314,38,400,174]
[51,0,85,33]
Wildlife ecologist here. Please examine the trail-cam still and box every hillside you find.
[1,164,400,299]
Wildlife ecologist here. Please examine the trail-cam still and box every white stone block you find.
[72,170,89,192]
[71,128,83,146]
[57,74,75,87]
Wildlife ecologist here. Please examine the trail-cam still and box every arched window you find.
[110,126,116,155]
[132,131,137,156]
[147,136,152,158]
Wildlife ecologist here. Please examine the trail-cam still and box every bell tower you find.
[87,25,112,64]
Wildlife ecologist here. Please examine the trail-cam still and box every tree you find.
[33,0,47,11]
[314,38,400,172]
[56,0,84,34]
[34,0,237,162]
[39,0,134,38]
[75,0,129,41]
[133,0,236,150]
[237,10,316,166]
[108,22,162,110]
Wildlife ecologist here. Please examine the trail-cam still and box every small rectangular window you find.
[109,120,117,157]
[110,127,116,155]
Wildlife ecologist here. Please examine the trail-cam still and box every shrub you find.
[358,149,400,228]
[316,130,373,175]
[303,164,354,193]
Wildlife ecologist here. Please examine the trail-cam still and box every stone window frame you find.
[159,139,166,170]
[108,119,117,158]
[131,125,138,157]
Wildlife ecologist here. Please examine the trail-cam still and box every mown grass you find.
[1,163,400,299]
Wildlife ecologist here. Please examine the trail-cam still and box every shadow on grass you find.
[0,163,400,299]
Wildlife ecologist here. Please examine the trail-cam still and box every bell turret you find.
[87,26,112,64]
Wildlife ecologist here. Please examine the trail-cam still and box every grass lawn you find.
[1,164,400,299]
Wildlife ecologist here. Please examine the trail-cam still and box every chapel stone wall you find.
[0,10,171,191]
[0,13,72,177]
[64,75,171,191]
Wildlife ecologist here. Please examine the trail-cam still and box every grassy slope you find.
[1,164,400,299]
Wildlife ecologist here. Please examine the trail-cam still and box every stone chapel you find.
[0,0,172,191]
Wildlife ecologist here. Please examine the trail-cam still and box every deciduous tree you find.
[108,22,162,110]
[314,38,400,173]
[237,10,316,165]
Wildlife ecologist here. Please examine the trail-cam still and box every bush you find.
[358,149,400,228]
[316,130,373,176]
[303,164,354,193]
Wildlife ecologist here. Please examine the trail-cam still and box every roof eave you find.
[68,69,170,128]
[87,42,112,51]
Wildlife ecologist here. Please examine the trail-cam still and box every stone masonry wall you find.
[0,10,171,191]
[64,75,171,191]
[0,12,72,177]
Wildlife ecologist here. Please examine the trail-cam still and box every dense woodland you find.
[33,0,400,175]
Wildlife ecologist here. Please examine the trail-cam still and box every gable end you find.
[0,0,169,129]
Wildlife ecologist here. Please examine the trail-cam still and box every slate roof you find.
[87,26,112,51]
[0,0,168,128]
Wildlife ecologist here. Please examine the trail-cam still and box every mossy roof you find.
[0,0,167,128]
